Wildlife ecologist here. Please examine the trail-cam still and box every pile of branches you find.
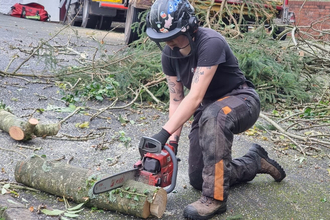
[56,42,168,105]
[57,30,326,109]
[191,0,283,38]
[258,101,330,157]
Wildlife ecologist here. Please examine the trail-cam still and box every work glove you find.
[151,128,171,148]
[168,140,178,155]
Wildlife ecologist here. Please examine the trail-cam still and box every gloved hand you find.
[168,140,178,155]
[151,128,171,148]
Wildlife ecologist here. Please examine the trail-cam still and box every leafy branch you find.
[40,202,85,219]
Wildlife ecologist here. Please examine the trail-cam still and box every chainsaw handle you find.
[139,136,162,157]
[164,144,178,194]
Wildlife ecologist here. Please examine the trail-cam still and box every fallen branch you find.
[11,25,70,74]
[0,110,60,141]
[47,132,105,141]
[259,112,330,148]
[0,146,27,158]
[58,107,82,125]
[90,87,141,121]
[0,182,40,192]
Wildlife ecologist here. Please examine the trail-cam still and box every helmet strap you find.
[156,32,195,59]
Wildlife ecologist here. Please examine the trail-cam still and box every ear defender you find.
[146,12,150,28]
[188,16,198,33]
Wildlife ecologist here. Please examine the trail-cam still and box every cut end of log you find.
[28,118,39,126]
[150,188,167,218]
[141,201,151,219]
[9,126,24,140]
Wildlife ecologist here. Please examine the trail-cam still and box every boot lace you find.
[199,196,213,206]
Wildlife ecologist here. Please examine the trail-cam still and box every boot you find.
[183,195,227,220]
[249,144,286,182]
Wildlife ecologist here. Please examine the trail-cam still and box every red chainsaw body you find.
[134,144,174,188]
[92,138,178,195]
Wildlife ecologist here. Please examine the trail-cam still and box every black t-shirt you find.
[162,27,249,100]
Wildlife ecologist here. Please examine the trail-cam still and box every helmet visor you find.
[146,27,183,42]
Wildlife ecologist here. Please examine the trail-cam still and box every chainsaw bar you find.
[93,168,139,194]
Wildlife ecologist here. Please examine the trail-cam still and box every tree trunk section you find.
[14,157,167,218]
[0,110,60,140]
[34,123,61,137]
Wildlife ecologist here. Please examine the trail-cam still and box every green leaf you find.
[7,199,18,205]
[134,195,139,201]
[320,197,327,202]
[63,212,80,217]
[109,190,117,203]
[36,108,45,113]
[60,216,70,220]
[1,188,7,195]
[67,203,84,211]
[41,209,64,216]
[66,209,84,214]
[119,115,128,124]
[95,95,103,101]
[76,121,89,129]
[3,184,10,189]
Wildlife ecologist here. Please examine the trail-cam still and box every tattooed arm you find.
[166,75,184,142]
[163,65,218,134]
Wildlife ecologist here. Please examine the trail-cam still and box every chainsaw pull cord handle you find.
[164,144,178,194]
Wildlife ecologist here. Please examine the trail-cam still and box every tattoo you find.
[173,86,184,102]
[167,76,176,94]
[193,67,204,84]
[192,66,212,84]
[167,76,184,102]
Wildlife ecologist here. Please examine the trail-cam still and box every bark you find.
[0,110,60,141]
[14,157,167,219]
[34,123,61,137]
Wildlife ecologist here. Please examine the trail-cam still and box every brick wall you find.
[288,1,330,39]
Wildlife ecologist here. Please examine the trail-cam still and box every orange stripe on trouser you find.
[214,160,224,200]
[214,106,231,201]
[218,96,229,102]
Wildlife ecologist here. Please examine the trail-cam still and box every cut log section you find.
[14,157,167,218]
[0,110,60,141]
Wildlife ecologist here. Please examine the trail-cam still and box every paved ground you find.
[0,13,330,220]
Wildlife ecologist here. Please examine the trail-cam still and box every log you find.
[33,123,61,138]
[0,110,60,141]
[14,157,167,218]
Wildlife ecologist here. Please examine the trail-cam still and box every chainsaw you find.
[92,136,178,194]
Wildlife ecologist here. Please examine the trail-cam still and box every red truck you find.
[60,0,295,44]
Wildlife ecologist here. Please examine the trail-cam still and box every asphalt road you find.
[1,13,330,220]
[0,13,125,75]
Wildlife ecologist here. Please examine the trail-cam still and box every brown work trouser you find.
[188,86,260,201]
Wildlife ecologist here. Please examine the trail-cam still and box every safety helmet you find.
[146,0,198,42]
